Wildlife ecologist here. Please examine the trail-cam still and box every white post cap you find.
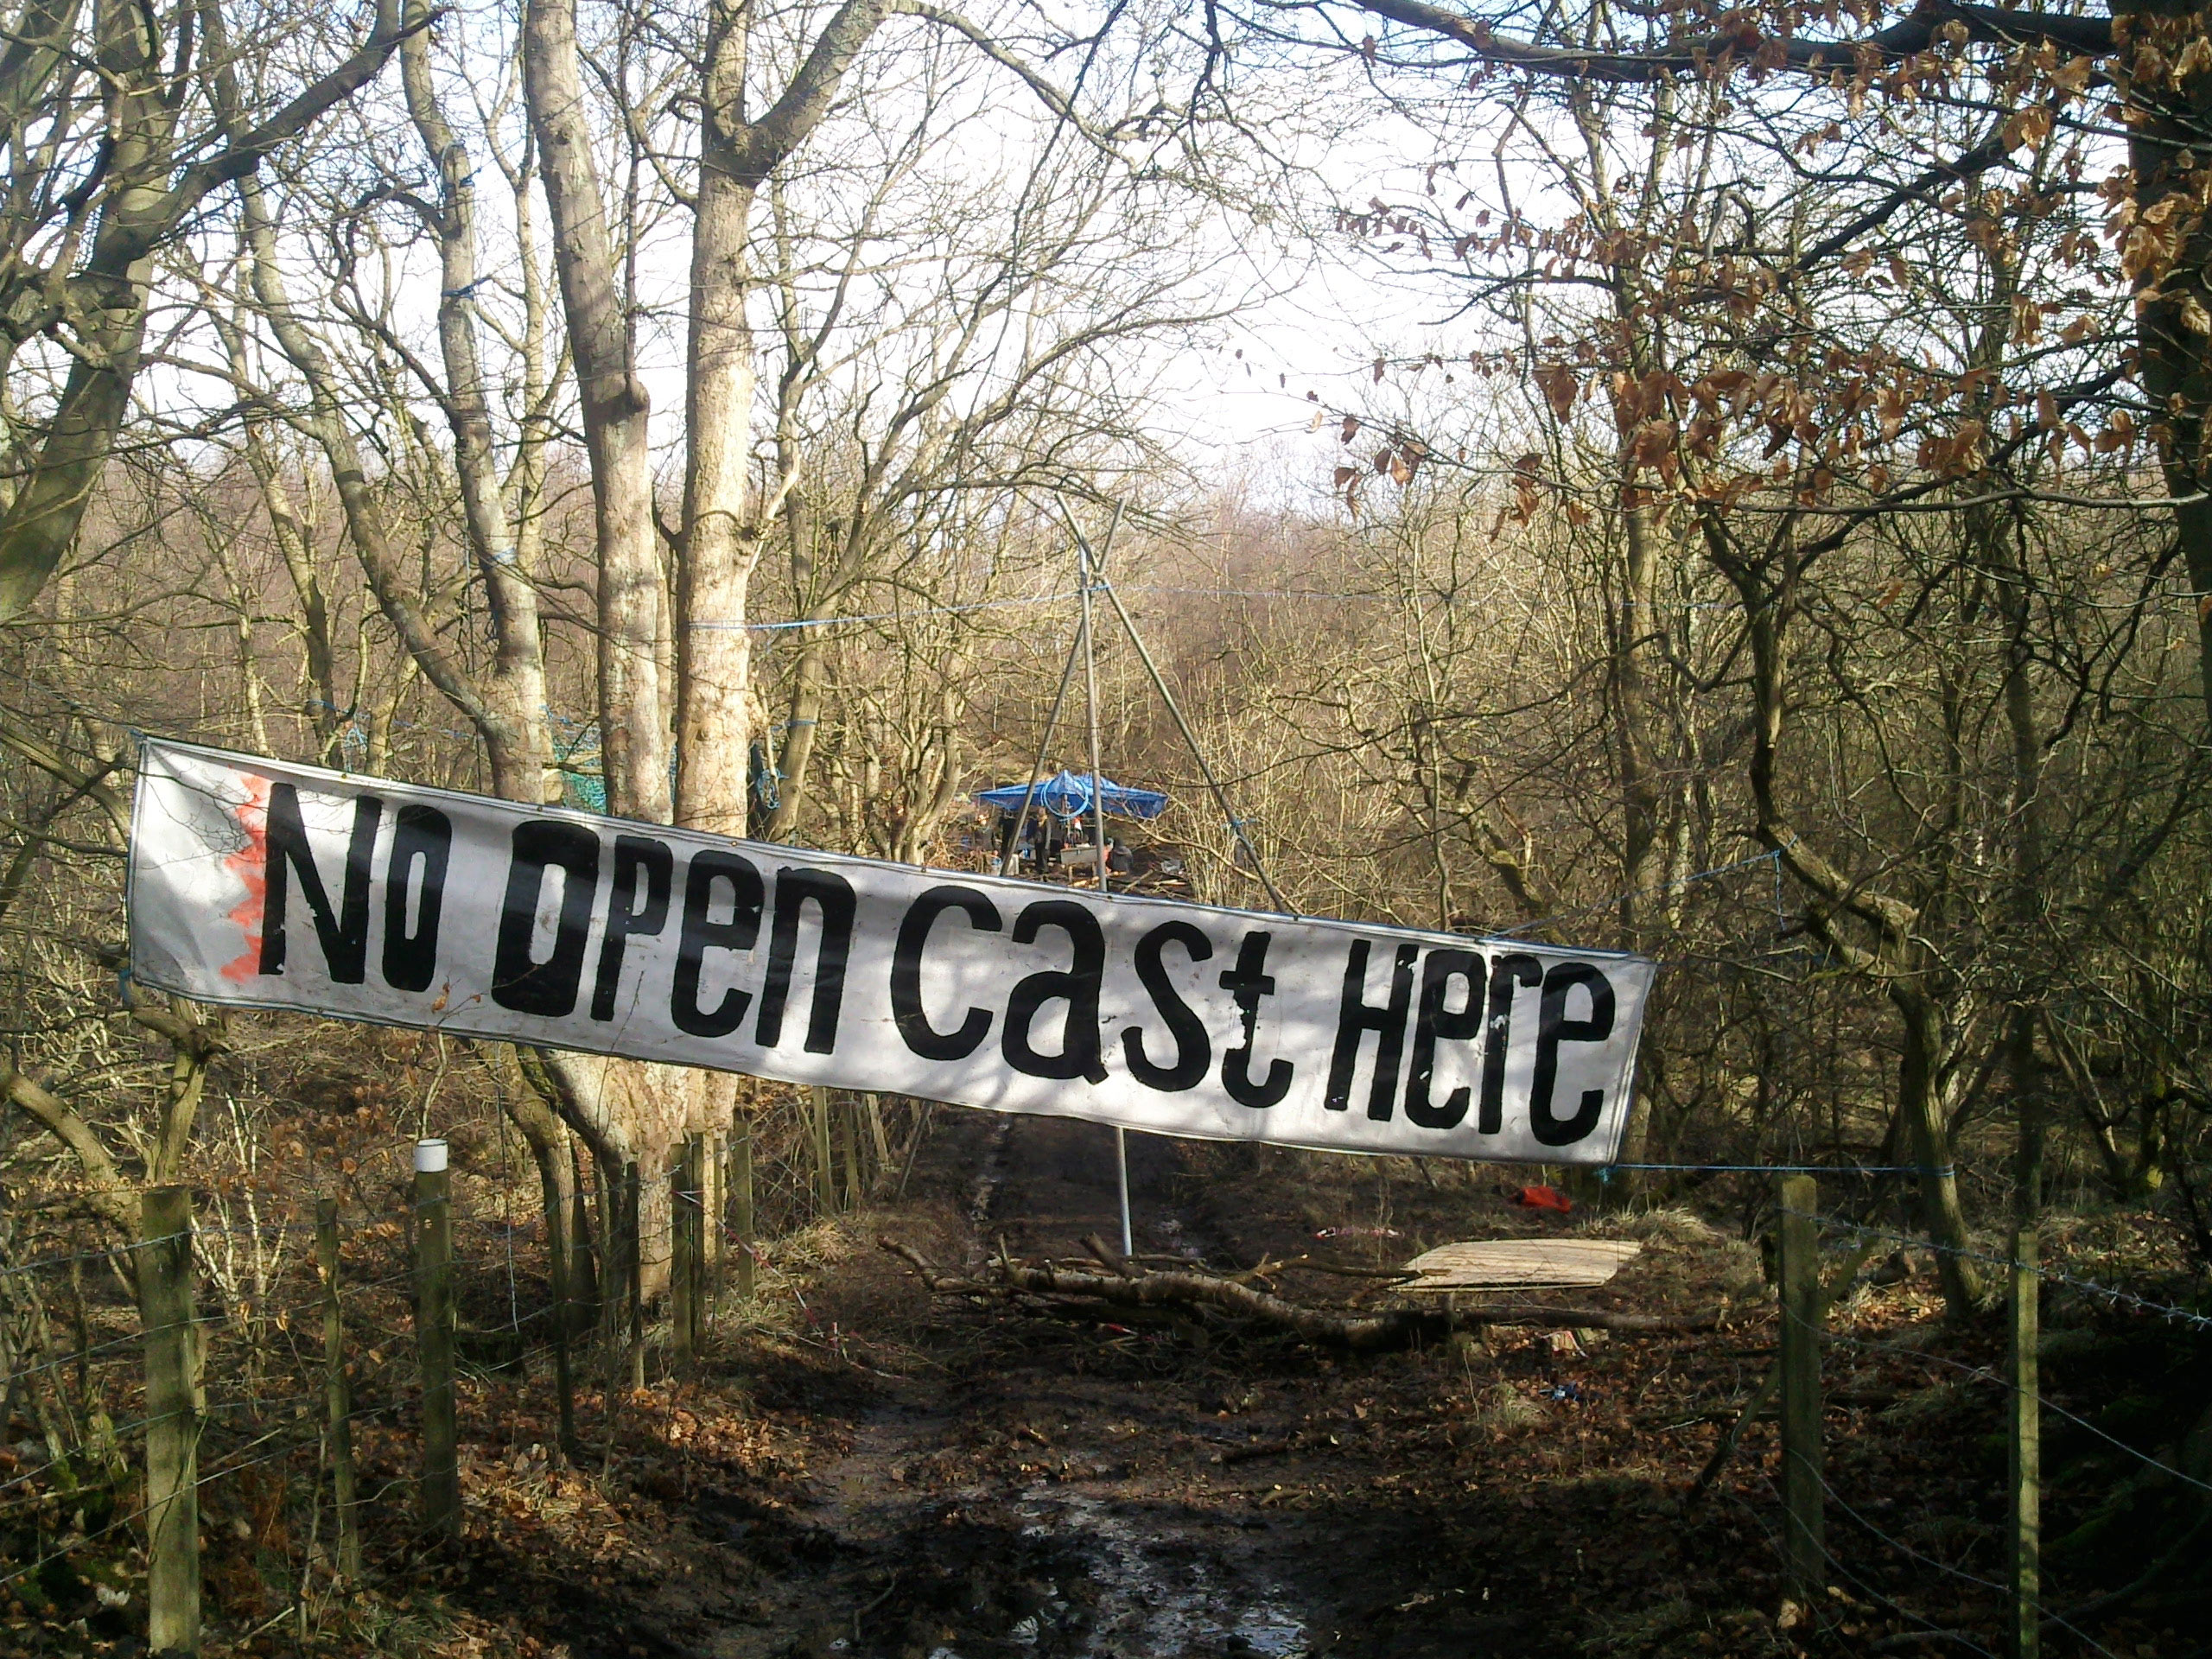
[413,1138,449,1173]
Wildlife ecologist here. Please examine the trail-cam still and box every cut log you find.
[879,1237,1718,1351]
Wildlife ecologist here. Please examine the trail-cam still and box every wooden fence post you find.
[2011,1224,2041,1659]
[834,1093,861,1211]
[1777,1173,1824,1606]
[594,1161,623,1398]
[703,1128,725,1319]
[570,1178,600,1325]
[624,1160,645,1389]
[671,1141,699,1369]
[863,1097,891,1198]
[137,1185,200,1658]
[549,1191,579,1461]
[730,1118,756,1302]
[413,1139,460,1539]
[315,1199,362,1580]
[810,1086,838,1215]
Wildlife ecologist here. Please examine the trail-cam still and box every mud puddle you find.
[793,1388,1315,1659]
[1007,1488,1307,1658]
[772,1114,1320,1658]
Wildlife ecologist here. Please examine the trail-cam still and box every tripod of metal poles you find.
[995,499,1291,1261]
[1074,509,1133,1255]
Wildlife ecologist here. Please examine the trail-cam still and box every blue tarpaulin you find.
[976,770,1169,821]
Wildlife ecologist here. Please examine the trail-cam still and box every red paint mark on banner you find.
[219,776,273,982]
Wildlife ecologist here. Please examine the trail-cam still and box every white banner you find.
[126,741,1655,1164]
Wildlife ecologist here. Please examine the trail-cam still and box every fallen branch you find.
[880,1237,1718,1351]
[1686,1366,1779,1504]
[1081,1232,1141,1279]
[1685,1238,1878,1501]
[1238,1252,1418,1283]
[1213,1437,1298,1465]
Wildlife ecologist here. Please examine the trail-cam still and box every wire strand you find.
[1789,1208,2212,1330]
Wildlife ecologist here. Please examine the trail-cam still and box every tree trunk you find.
[676,0,762,842]
[523,0,703,1271]
[0,0,172,621]
[237,180,554,792]
[1892,984,1983,1314]
[501,1084,576,1296]
[2117,0,2212,726]
[1600,498,1667,1194]
[401,0,554,804]
[0,0,409,621]
[524,0,671,823]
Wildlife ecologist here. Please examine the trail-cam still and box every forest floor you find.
[316,1110,2210,1659]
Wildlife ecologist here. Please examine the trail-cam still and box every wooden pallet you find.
[1397,1237,1643,1291]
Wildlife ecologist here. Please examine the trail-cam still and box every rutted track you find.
[572,1096,1794,1659]
[717,1111,1327,1658]
[455,1109,1775,1659]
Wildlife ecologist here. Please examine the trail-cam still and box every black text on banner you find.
[125,741,1656,1164]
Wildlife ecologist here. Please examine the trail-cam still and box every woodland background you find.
[3,0,2212,1652]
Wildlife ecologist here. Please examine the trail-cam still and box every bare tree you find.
[0,0,415,620]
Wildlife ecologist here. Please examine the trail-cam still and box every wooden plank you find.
[1397,1237,1642,1291]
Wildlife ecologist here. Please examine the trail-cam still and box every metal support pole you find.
[1078,532,1109,895]
[1090,569,1290,913]
[412,1140,460,1539]
[995,506,1126,879]
[1076,511,1136,1258]
[1115,1127,1134,1257]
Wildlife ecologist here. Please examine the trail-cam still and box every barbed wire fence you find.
[1707,1177,2212,1658]
[0,1079,936,1651]
[8,1085,2203,1659]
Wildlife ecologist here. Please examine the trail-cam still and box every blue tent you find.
[976,770,1168,821]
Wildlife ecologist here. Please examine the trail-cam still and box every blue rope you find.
[692,591,1077,632]
[688,581,1443,635]
[1599,1161,1954,1176]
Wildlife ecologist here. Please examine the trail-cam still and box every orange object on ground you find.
[1509,1184,1573,1214]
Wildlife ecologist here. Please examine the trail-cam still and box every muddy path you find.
[691,1113,1574,1659]
[454,1116,1788,1659]
[413,1116,2202,1659]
